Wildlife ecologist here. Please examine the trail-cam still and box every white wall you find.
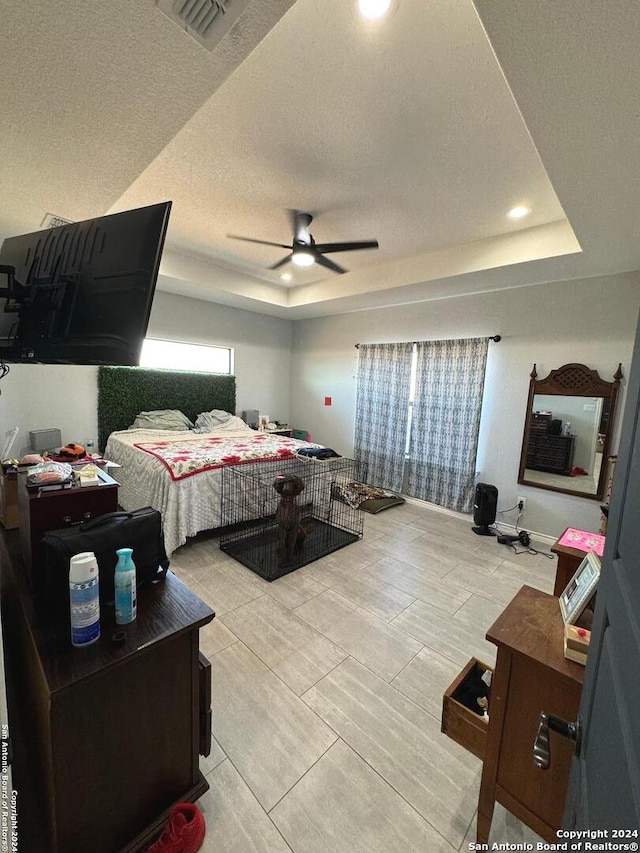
[289,271,640,539]
[0,365,99,458]
[0,291,292,456]
[148,291,293,422]
[3,270,638,539]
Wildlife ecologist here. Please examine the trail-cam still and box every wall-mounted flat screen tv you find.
[0,201,171,365]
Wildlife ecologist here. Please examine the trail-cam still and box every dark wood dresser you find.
[526,433,575,474]
[18,467,119,587]
[0,531,214,853]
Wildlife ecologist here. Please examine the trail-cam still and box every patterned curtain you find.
[354,342,413,492]
[407,337,489,512]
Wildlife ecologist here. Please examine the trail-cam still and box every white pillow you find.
[130,410,194,431]
[194,414,253,434]
[193,410,233,432]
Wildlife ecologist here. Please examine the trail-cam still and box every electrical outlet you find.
[517,495,527,512]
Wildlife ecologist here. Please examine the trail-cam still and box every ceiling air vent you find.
[41,213,74,229]
[156,0,252,52]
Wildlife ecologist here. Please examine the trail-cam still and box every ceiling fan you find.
[227,211,378,275]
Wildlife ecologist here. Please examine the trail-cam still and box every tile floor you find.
[170,501,557,853]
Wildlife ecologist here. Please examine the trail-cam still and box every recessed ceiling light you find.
[280,273,292,282]
[292,250,315,267]
[507,205,532,220]
[358,0,392,20]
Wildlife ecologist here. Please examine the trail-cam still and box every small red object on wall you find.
[324,396,332,406]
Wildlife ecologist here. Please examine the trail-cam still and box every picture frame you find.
[559,551,601,625]
[259,415,270,430]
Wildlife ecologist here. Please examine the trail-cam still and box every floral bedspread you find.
[134,433,311,481]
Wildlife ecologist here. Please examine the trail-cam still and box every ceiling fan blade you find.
[269,254,294,270]
[314,253,347,275]
[227,234,291,249]
[313,240,379,254]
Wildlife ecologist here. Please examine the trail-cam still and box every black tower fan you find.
[472,483,498,535]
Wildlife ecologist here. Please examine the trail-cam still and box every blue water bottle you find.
[69,551,101,647]
[114,548,137,625]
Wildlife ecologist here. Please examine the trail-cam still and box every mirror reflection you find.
[524,395,609,495]
[519,363,622,500]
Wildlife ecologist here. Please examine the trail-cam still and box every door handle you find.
[533,711,582,770]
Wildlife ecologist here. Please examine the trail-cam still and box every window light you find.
[140,338,233,374]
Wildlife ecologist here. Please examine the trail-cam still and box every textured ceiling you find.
[1,0,638,319]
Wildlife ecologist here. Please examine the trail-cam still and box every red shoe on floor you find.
[147,803,206,853]
[569,466,588,477]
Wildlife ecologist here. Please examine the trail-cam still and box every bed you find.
[98,366,320,555]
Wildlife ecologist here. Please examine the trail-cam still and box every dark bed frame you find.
[97,366,236,450]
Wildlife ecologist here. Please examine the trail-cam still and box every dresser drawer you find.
[540,436,569,450]
[26,487,117,530]
[18,470,119,585]
[527,433,574,473]
[442,658,492,761]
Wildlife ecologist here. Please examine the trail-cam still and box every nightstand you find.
[252,427,294,437]
[18,466,119,590]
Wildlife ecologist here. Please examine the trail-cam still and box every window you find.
[355,337,489,512]
[405,343,419,457]
[140,338,233,374]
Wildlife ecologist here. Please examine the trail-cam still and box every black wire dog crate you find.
[220,456,365,581]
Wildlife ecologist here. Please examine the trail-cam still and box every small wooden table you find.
[477,586,584,843]
[551,528,589,596]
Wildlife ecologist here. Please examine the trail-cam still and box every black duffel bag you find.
[40,507,169,622]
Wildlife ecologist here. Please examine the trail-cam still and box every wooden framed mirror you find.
[518,363,623,500]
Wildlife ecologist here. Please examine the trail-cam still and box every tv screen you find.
[0,201,171,365]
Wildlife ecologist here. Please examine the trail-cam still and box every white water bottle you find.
[69,551,101,647]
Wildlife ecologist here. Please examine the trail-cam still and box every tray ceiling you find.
[1,0,638,318]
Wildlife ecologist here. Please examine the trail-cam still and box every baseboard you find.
[402,495,470,522]
[401,496,557,546]
[489,521,556,547]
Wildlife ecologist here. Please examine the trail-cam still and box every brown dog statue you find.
[273,473,307,566]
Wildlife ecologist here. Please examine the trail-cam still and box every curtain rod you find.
[355,335,501,348]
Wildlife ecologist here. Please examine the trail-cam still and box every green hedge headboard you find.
[98,366,236,450]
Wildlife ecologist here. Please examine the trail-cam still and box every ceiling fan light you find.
[358,0,392,19]
[292,250,315,267]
